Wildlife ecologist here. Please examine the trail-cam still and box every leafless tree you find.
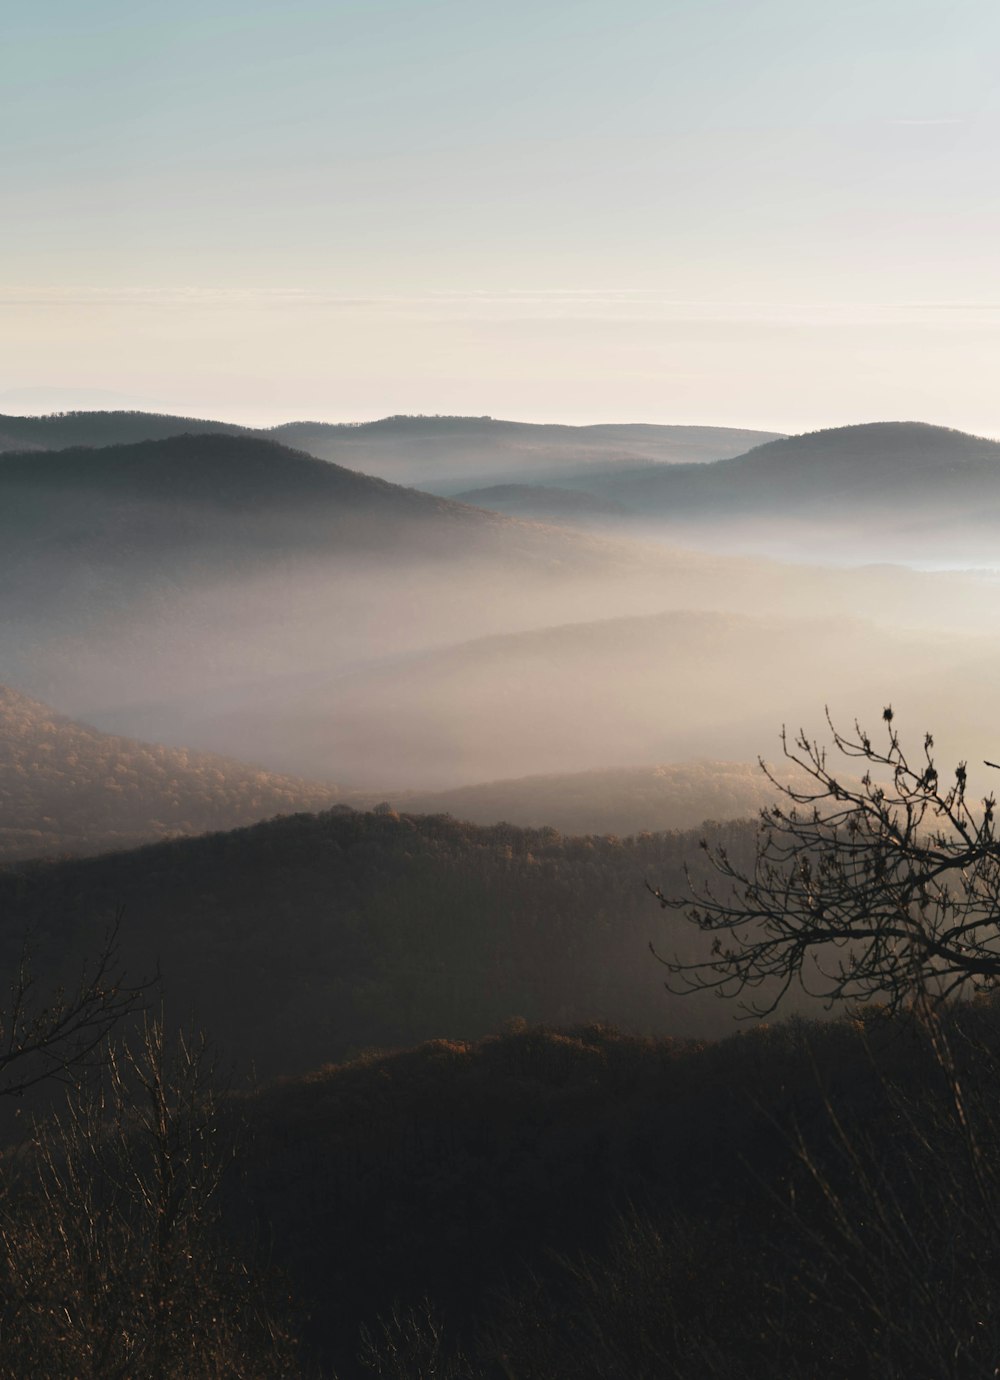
[0,1018,299,1379]
[0,910,145,1100]
[650,707,1000,1016]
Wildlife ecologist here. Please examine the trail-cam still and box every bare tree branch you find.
[0,909,148,1099]
[650,709,1000,1017]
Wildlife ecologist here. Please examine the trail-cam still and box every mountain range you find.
[6,421,999,790]
[0,410,782,490]
[9,410,1000,562]
[456,421,1000,561]
[3,680,860,859]
[1,431,690,715]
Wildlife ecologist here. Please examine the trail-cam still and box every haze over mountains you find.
[8,409,998,564]
[456,421,1000,563]
[6,404,1000,1374]
[126,604,985,789]
[0,410,782,491]
[4,413,1000,800]
[2,431,683,711]
[1,683,843,856]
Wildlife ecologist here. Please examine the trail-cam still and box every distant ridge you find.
[450,421,1000,561]
[0,409,246,452]
[0,430,681,585]
[557,421,1000,516]
[721,420,1000,480]
[0,409,784,489]
[368,759,817,836]
[0,428,725,723]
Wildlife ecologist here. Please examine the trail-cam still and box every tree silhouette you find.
[651,708,1000,1015]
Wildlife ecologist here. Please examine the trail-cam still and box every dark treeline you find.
[6,992,1000,1376]
[225,1002,1000,1377]
[0,809,760,1085]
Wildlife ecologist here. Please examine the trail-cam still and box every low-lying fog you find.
[5,421,1000,813]
[4,541,995,803]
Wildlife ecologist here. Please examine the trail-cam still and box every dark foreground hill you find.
[0,684,343,860]
[6,992,998,1376]
[229,1003,1000,1376]
[0,808,767,1082]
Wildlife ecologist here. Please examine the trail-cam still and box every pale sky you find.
[3,0,1000,430]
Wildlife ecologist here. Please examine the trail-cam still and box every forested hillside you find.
[0,684,342,859]
[382,758,821,835]
[225,1003,1000,1377]
[0,409,246,451]
[0,808,763,1080]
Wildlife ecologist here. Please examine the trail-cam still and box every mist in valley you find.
[5,420,1000,808]
[10,1,1000,1370]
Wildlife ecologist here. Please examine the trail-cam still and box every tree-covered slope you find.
[0,408,247,452]
[380,759,819,835]
[0,684,343,860]
[0,808,764,1081]
[233,1003,1000,1377]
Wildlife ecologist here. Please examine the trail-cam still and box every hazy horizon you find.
[6,0,1000,431]
[3,393,1000,447]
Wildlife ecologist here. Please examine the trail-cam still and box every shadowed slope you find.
[0,809,763,1084]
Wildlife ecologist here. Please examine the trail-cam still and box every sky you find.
[3,0,1000,430]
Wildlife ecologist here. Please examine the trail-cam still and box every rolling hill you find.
[579,421,1000,514]
[473,422,1000,561]
[378,759,821,835]
[0,429,721,600]
[0,679,847,858]
[265,416,785,490]
[1,430,702,715]
[0,409,783,490]
[0,683,344,860]
[0,808,763,1082]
